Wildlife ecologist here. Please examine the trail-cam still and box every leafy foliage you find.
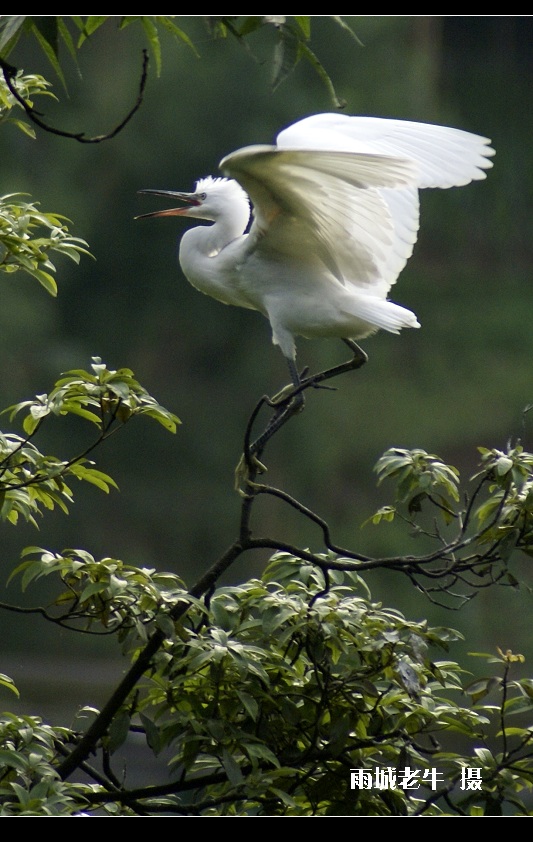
[473,446,533,554]
[205,15,359,107]
[4,357,181,434]
[126,556,481,816]
[9,547,186,636]
[0,16,354,105]
[0,69,53,137]
[1,555,533,815]
[373,447,460,522]
[0,714,80,816]
[0,193,90,295]
[0,358,179,526]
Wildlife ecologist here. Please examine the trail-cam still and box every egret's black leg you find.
[236,339,369,491]
[248,357,306,457]
[299,339,368,388]
[247,339,368,459]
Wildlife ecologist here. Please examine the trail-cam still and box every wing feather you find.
[220,145,416,286]
[277,114,495,187]
[219,115,494,297]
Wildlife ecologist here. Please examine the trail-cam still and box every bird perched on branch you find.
[137,113,494,389]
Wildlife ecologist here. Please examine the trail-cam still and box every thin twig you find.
[0,50,149,143]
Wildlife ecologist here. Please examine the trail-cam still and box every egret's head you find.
[136,176,249,224]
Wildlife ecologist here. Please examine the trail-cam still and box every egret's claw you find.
[234,452,268,496]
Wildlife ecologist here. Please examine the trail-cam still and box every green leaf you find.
[155,17,200,56]
[495,456,514,476]
[464,676,501,702]
[59,404,102,424]
[236,691,259,722]
[329,16,364,45]
[6,117,36,139]
[28,19,66,89]
[0,749,27,771]
[362,505,397,527]
[56,17,78,62]
[474,747,497,767]
[72,466,118,493]
[0,673,20,697]
[141,17,162,76]
[24,267,58,296]
[79,16,109,42]
[222,748,244,785]
[292,16,311,38]
[519,678,533,699]
[107,710,131,753]
[139,713,163,755]
[156,613,176,637]
[78,581,109,603]
[271,27,300,93]
[497,726,533,737]
[140,407,181,432]
[239,16,274,36]
[296,40,346,109]
[0,16,27,54]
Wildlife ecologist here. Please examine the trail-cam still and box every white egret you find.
[137,114,495,391]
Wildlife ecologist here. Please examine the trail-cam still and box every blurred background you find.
[1,16,533,722]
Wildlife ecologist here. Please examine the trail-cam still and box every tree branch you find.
[0,49,149,143]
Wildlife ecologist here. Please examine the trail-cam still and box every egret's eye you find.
[198,192,207,201]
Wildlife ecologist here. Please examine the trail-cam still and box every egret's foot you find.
[242,341,368,469]
[269,366,309,406]
[302,377,337,393]
[269,382,300,406]
[234,451,268,496]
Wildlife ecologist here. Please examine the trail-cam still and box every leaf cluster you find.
[127,556,479,816]
[9,547,186,636]
[0,713,79,816]
[0,16,354,107]
[0,68,53,137]
[0,358,179,526]
[373,447,460,524]
[2,555,533,815]
[0,193,90,295]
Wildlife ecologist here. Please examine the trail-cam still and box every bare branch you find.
[0,49,149,143]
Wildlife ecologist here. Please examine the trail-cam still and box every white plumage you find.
[138,113,494,383]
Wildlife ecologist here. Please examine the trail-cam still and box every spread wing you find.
[220,144,417,287]
[277,114,494,292]
[220,115,494,296]
[276,114,495,188]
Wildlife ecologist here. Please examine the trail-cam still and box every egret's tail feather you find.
[349,296,420,336]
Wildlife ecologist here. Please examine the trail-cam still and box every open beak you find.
[135,189,200,219]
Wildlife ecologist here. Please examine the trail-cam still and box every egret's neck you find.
[202,215,246,258]
[178,199,251,307]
